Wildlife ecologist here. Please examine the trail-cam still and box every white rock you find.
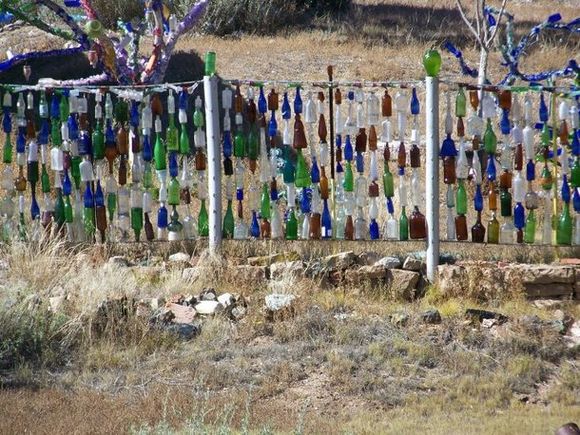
[48,295,66,313]
[194,300,224,315]
[169,252,190,263]
[265,294,296,311]
[374,256,402,269]
[564,320,580,348]
[217,293,234,307]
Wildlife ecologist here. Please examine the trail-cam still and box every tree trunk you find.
[477,48,489,114]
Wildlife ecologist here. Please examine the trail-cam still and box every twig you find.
[455,0,483,46]
[486,0,508,45]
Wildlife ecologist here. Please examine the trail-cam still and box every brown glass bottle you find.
[151,94,163,117]
[195,149,207,171]
[516,228,523,244]
[397,142,406,168]
[368,181,379,198]
[488,182,497,210]
[260,219,271,239]
[293,115,307,149]
[443,156,456,184]
[131,130,141,154]
[117,126,128,155]
[105,145,118,174]
[410,143,421,168]
[118,156,127,186]
[456,117,465,137]
[499,170,512,189]
[382,90,392,117]
[309,213,321,240]
[368,125,378,151]
[268,89,279,111]
[234,86,244,113]
[383,144,390,161]
[469,90,479,111]
[344,215,354,240]
[498,90,511,110]
[144,213,154,241]
[559,120,569,145]
[41,211,53,232]
[409,206,427,239]
[471,212,486,242]
[355,128,367,153]
[514,143,523,171]
[455,214,468,241]
[96,205,107,243]
[15,168,27,191]
[335,88,342,105]
[320,168,329,200]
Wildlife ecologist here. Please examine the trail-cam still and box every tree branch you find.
[80,0,100,21]
[486,0,508,46]
[455,0,484,46]
[35,0,90,48]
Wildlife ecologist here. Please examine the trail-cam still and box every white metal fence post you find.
[204,75,222,254]
[425,76,440,282]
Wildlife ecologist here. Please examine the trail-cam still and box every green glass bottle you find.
[51,117,62,147]
[247,124,259,161]
[483,119,497,154]
[179,124,189,155]
[223,200,235,238]
[64,196,73,223]
[3,135,12,164]
[18,212,26,241]
[143,164,153,190]
[154,133,166,171]
[71,156,81,189]
[198,199,209,236]
[234,129,246,158]
[55,190,65,227]
[168,177,180,206]
[524,209,536,244]
[500,189,512,217]
[59,95,69,121]
[260,183,271,220]
[286,208,298,240]
[487,212,499,244]
[556,203,572,245]
[295,149,310,188]
[131,207,143,242]
[455,87,466,118]
[456,180,467,215]
[41,164,50,193]
[399,206,409,241]
[383,163,394,197]
[571,158,580,188]
[166,116,178,153]
[343,161,354,192]
[92,119,105,160]
[84,207,95,237]
[107,192,116,223]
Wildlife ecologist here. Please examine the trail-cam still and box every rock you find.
[165,322,202,340]
[465,309,508,324]
[559,258,580,266]
[374,256,402,269]
[505,264,575,285]
[230,305,247,321]
[182,267,201,281]
[108,256,131,267]
[356,251,381,266]
[532,299,563,309]
[164,303,197,324]
[235,265,268,282]
[482,318,498,328]
[563,320,580,348]
[217,293,234,307]
[270,261,304,280]
[168,252,191,263]
[421,309,442,324]
[248,252,300,266]
[48,295,66,313]
[402,256,423,271]
[345,265,387,283]
[265,293,296,311]
[135,301,152,318]
[390,312,409,327]
[386,269,420,300]
[168,293,186,304]
[553,310,574,330]
[199,288,217,301]
[439,253,457,265]
[547,320,567,334]
[183,295,197,306]
[321,251,356,270]
[437,265,468,297]
[524,283,574,298]
[194,300,224,315]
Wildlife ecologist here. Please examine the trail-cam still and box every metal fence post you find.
[425,75,440,283]
[204,75,222,254]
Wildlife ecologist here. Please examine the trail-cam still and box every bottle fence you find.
[0,77,579,256]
